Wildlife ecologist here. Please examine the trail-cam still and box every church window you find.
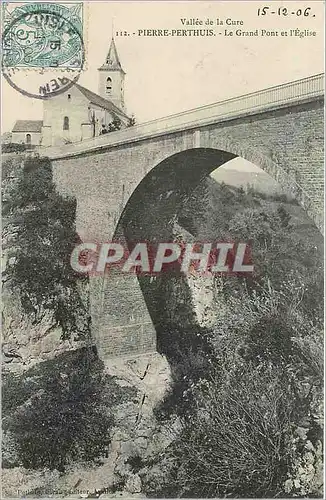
[106,77,112,94]
[26,133,31,144]
[63,116,69,130]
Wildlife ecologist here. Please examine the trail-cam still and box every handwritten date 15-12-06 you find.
[257,7,315,17]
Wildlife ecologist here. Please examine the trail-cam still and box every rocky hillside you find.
[2,155,89,373]
[1,155,174,497]
[2,348,174,497]
[2,155,323,498]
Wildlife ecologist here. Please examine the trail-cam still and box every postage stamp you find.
[1,2,85,98]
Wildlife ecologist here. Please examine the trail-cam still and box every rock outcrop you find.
[105,353,175,483]
[2,154,89,373]
[2,286,88,373]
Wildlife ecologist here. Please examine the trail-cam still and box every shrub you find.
[145,351,322,498]
[127,116,136,127]
[2,348,125,471]
[143,177,323,498]
[108,118,122,132]
[150,363,296,498]
[145,278,323,498]
[100,117,123,134]
[2,143,28,153]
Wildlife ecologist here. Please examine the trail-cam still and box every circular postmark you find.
[1,3,85,99]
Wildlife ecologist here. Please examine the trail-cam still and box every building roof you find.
[12,120,43,133]
[75,83,129,119]
[99,37,125,73]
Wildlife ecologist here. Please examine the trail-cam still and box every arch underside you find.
[108,149,277,344]
[121,148,235,241]
[117,146,311,243]
[114,144,318,334]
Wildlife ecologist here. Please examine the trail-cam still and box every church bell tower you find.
[98,37,125,110]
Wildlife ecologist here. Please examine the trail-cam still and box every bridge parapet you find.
[42,73,324,160]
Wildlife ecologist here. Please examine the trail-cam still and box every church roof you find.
[99,37,125,73]
[12,120,43,133]
[75,83,129,119]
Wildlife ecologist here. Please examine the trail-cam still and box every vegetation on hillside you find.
[138,179,323,498]
[2,348,136,471]
[2,143,31,153]
[2,155,136,472]
[142,282,323,497]
[3,156,90,340]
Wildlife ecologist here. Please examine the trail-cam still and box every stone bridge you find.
[43,73,324,359]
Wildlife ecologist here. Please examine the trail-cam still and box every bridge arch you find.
[50,126,324,359]
[116,144,308,244]
[106,144,320,359]
[50,75,324,241]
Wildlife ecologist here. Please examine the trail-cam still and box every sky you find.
[2,0,324,133]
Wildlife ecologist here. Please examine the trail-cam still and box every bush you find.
[109,118,122,131]
[127,116,136,127]
[150,363,295,498]
[2,348,132,471]
[143,278,323,498]
[2,143,29,153]
[145,349,322,497]
[100,117,123,135]
[141,178,323,498]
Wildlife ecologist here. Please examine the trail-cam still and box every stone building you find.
[11,120,43,146]
[12,37,131,147]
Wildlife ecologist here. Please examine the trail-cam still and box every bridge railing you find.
[43,73,324,159]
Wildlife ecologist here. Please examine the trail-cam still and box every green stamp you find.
[2,2,84,69]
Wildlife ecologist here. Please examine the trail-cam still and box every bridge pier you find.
[90,271,156,358]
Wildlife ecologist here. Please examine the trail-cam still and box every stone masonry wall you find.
[52,99,324,237]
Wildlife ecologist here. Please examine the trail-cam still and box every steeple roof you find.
[99,37,125,73]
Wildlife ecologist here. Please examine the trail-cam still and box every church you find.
[11,38,131,147]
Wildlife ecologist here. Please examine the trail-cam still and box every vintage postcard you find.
[1,1,324,498]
